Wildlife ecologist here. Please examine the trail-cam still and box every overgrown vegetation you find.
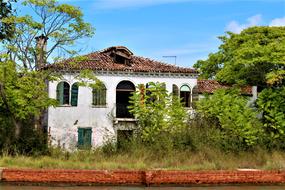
[1,143,285,170]
[257,86,285,149]
[197,88,263,150]
[0,0,284,171]
[129,82,188,151]
[192,26,285,153]
[0,0,95,154]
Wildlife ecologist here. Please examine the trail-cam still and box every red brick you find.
[2,169,285,186]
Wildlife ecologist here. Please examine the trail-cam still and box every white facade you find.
[47,71,198,150]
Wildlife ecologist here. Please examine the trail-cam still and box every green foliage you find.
[194,26,285,88]
[2,0,95,70]
[0,60,57,120]
[129,82,188,149]
[0,57,57,154]
[194,52,223,80]
[194,26,285,150]
[0,114,48,155]
[0,0,98,155]
[0,0,16,41]
[257,87,285,146]
[197,88,263,149]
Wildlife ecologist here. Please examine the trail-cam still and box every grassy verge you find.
[1,148,285,170]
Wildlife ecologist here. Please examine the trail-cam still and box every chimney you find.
[35,34,48,70]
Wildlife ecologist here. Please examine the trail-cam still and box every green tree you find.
[257,86,285,148]
[197,88,263,149]
[0,58,57,139]
[2,0,94,70]
[0,0,16,41]
[194,26,285,88]
[0,0,95,143]
[129,82,188,146]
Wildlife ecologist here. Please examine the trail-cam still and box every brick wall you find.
[1,169,285,186]
[146,170,285,186]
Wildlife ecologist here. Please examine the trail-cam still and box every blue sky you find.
[18,0,285,67]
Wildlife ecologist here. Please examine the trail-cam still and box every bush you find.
[129,82,188,152]
[196,88,263,151]
[0,116,48,156]
[257,86,285,149]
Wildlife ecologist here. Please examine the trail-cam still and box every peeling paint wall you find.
[48,73,197,150]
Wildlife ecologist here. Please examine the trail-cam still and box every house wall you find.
[48,72,197,150]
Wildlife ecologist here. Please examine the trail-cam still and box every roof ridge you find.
[44,46,198,74]
[132,55,195,70]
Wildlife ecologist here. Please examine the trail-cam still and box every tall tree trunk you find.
[12,116,21,139]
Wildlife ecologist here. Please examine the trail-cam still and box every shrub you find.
[129,82,188,151]
[0,116,48,156]
[257,86,285,149]
[196,88,263,150]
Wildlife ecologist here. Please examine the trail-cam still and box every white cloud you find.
[225,14,262,33]
[270,17,285,26]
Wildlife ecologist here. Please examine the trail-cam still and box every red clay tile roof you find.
[44,46,197,74]
[198,79,253,95]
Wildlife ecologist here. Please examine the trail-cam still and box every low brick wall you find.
[146,170,285,185]
[1,169,145,185]
[1,169,285,186]
[0,168,3,181]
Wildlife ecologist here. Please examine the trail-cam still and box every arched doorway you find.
[180,84,191,108]
[116,80,136,118]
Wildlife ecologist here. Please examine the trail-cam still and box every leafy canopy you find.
[0,59,57,120]
[2,0,95,70]
[0,0,96,142]
[194,26,285,88]
[0,0,16,41]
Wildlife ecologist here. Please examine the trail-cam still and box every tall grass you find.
[1,117,285,171]
[1,146,285,170]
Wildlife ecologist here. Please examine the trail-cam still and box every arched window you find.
[57,82,70,105]
[116,80,135,118]
[117,81,136,90]
[71,83,79,106]
[93,83,107,106]
[192,85,199,109]
[180,85,191,107]
[172,84,179,97]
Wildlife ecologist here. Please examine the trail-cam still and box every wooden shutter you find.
[78,128,84,147]
[93,85,107,106]
[101,88,106,105]
[63,82,70,105]
[93,89,98,105]
[84,128,92,147]
[56,82,64,105]
[71,83,79,106]
[78,128,92,149]
[172,84,179,97]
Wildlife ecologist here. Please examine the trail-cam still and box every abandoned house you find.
[45,46,256,150]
